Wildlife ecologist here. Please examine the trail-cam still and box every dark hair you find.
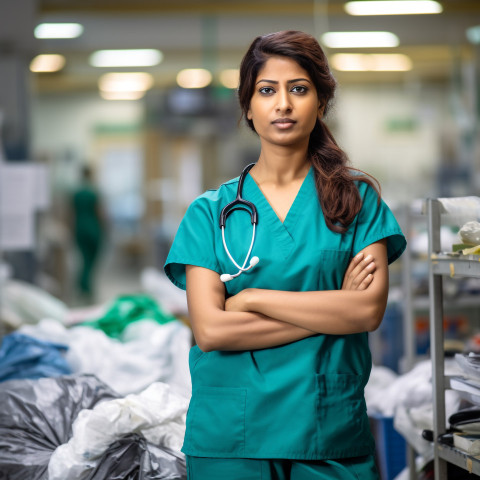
[238,30,380,233]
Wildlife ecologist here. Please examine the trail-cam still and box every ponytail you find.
[309,120,380,234]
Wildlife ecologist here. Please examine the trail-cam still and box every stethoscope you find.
[219,163,259,282]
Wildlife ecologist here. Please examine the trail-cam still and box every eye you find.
[259,86,275,95]
[291,85,308,94]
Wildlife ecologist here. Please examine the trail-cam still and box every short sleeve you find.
[352,183,407,265]
[164,196,220,290]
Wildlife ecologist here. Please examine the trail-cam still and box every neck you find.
[252,143,310,185]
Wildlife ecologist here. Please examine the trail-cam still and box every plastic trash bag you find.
[48,382,188,480]
[80,294,176,339]
[20,318,192,396]
[0,332,71,382]
[83,434,186,480]
[1,278,68,329]
[0,374,118,480]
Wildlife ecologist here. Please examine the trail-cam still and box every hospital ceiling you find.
[32,0,480,93]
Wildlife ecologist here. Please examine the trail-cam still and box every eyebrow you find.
[255,77,312,85]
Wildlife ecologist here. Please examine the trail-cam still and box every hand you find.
[225,289,252,312]
[342,252,376,291]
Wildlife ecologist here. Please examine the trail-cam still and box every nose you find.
[276,89,292,114]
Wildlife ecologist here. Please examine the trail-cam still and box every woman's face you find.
[247,55,322,150]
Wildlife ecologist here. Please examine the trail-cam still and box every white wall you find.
[332,82,448,203]
[31,93,144,162]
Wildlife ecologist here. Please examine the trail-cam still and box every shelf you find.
[437,442,480,475]
[431,254,480,278]
[427,198,480,480]
[446,376,480,405]
[413,294,480,310]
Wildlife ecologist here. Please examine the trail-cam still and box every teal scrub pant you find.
[186,455,380,479]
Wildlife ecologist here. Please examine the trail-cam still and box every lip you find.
[272,118,296,129]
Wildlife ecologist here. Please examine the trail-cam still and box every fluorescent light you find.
[30,54,66,72]
[90,49,163,67]
[176,69,212,89]
[219,69,239,89]
[100,91,145,101]
[345,1,443,15]
[331,53,412,71]
[467,26,480,45]
[98,72,154,93]
[321,32,399,48]
[34,23,83,39]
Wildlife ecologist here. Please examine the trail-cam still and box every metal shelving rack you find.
[428,198,480,480]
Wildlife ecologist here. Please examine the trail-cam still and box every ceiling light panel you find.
[90,49,163,67]
[98,72,154,93]
[176,69,212,89]
[34,23,84,39]
[321,32,399,48]
[100,91,146,101]
[466,26,480,45]
[219,69,240,89]
[30,54,66,73]
[331,54,412,71]
[344,1,443,16]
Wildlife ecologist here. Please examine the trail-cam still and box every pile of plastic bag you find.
[0,332,71,381]
[0,279,192,480]
[1,278,68,330]
[0,375,187,480]
[79,294,177,339]
[19,316,191,397]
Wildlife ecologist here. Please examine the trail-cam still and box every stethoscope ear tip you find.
[220,273,233,283]
[250,256,259,266]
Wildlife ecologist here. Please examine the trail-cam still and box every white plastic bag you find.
[2,279,67,328]
[48,382,188,480]
[20,318,192,396]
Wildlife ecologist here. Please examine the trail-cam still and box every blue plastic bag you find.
[0,332,71,382]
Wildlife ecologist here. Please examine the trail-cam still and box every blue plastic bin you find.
[370,414,407,480]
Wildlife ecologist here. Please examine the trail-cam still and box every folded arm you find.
[186,265,316,352]
[186,239,387,352]
[226,240,389,335]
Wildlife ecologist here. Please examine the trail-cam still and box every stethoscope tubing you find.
[219,163,259,282]
[221,223,256,272]
[219,163,258,228]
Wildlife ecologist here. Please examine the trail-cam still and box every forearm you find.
[246,288,386,334]
[191,308,316,352]
[240,240,389,334]
[185,265,315,352]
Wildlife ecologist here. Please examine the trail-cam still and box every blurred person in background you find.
[71,165,105,302]
[165,30,406,479]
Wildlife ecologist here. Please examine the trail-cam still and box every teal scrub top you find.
[164,166,406,460]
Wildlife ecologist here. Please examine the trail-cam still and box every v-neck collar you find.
[243,165,315,258]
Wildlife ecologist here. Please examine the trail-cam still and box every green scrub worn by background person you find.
[72,166,104,300]
[165,30,407,480]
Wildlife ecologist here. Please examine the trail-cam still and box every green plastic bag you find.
[81,294,176,339]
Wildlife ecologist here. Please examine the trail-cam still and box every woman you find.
[165,30,406,480]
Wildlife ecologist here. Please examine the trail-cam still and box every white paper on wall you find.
[0,162,49,250]
[0,213,35,250]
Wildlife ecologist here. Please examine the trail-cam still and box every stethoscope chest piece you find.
[219,163,259,282]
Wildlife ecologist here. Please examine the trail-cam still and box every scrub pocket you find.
[186,386,247,456]
[317,250,351,290]
[315,374,368,449]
